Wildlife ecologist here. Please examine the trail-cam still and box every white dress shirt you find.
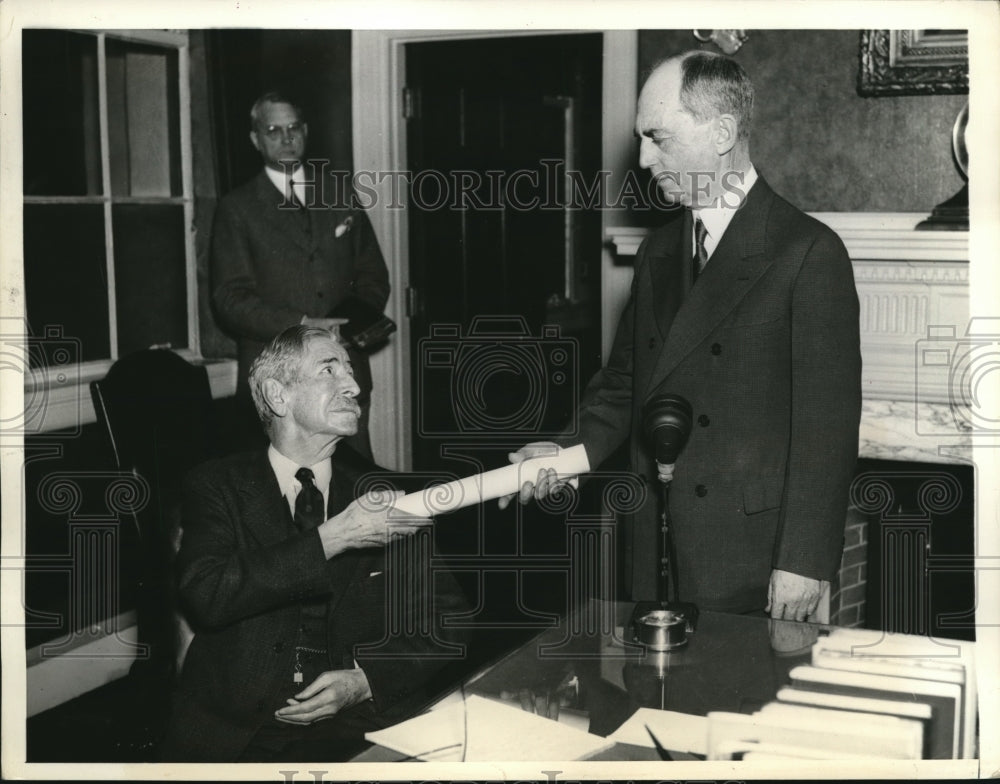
[264,164,307,205]
[691,165,759,262]
[267,444,332,520]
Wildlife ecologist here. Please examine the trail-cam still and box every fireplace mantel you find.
[608,212,968,262]
[605,212,972,466]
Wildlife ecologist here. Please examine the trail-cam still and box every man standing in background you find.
[212,91,390,459]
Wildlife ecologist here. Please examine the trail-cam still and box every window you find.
[22,29,195,370]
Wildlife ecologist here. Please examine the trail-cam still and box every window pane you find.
[22,30,102,197]
[112,204,188,356]
[24,205,110,363]
[105,38,182,197]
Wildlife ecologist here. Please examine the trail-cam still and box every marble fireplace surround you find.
[606,212,972,468]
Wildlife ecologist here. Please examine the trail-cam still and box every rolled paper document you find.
[391,443,590,518]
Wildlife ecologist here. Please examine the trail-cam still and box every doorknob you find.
[405,286,424,318]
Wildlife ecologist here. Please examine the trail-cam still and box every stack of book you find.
[706,627,977,761]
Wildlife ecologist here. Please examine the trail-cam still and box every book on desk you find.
[704,627,976,761]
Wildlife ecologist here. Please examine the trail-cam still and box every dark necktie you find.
[294,467,325,531]
[288,180,304,208]
[693,217,708,281]
[288,180,311,236]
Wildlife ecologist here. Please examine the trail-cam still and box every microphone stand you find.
[630,468,700,654]
[656,475,698,629]
[658,480,679,606]
[630,392,699,651]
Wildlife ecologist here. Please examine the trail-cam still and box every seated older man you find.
[160,325,465,762]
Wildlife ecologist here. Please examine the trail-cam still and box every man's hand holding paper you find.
[319,489,431,559]
[383,443,589,517]
[497,441,587,510]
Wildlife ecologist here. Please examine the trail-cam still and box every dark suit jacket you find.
[211,170,391,391]
[159,448,466,761]
[574,177,861,611]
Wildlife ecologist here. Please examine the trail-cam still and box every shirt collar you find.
[267,443,332,501]
[692,164,758,243]
[263,164,303,198]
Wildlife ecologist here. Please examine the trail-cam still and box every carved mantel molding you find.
[852,262,968,284]
[607,212,969,262]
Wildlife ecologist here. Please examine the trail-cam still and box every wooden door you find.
[403,34,604,639]
[406,33,603,472]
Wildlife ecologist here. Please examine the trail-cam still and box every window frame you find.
[21,29,200,418]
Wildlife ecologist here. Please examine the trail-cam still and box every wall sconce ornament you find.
[916,101,968,231]
[692,30,748,55]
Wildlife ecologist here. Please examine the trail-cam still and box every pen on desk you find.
[645,724,674,761]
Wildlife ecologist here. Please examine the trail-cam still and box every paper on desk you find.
[391,444,589,518]
[607,708,708,755]
[365,694,613,761]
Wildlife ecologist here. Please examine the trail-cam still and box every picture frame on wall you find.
[858,29,968,97]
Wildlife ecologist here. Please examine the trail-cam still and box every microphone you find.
[642,393,693,465]
[635,392,700,619]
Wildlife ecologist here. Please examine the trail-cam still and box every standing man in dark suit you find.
[503,51,861,621]
[212,91,390,459]
[160,326,464,762]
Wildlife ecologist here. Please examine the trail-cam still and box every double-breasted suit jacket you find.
[211,171,391,397]
[573,177,862,611]
[159,449,466,761]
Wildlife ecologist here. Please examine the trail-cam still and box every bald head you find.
[648,51,755,142]
[637,56,685,133]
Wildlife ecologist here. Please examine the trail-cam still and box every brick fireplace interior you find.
[832,458,975,642]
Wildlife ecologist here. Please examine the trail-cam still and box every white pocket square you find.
[368,570,383,578]
[335,216,354,238]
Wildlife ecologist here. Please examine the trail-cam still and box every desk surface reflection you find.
[354,600,822,762]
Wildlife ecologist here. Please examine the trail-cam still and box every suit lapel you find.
[237,451,295,547]
[241,450,371,607]
[647,210,693,340]
[252,171,314,255]
[642,179,777,398]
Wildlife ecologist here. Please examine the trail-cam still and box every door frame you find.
[353,29,638,470]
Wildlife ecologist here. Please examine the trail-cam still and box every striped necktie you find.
[693,217,709,281]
